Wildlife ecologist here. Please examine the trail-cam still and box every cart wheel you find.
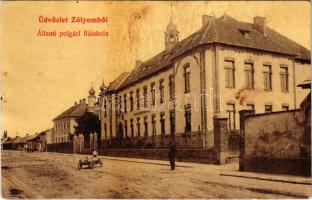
[90,162,95,169]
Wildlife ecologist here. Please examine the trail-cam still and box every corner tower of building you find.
[164,18,179,51]
[88,86,96,112]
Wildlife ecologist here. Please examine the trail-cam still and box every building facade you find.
[52,88,97,143]
[99,14,311,149]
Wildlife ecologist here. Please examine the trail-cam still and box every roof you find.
[118,14,310,90]
[14,134,40,143]
[3,136,20,144]
[1,137,10,144]
[297,79,311,89]
[53,102,88,121]
[107,72,129,92]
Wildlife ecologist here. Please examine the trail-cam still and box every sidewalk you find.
[54,151,311,185]
[106,156,310,183]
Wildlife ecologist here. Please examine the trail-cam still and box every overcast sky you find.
[1,1,310,137]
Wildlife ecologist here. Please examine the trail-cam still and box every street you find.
[1,150,311,199]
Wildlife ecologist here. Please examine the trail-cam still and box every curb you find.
[219,173,311,185]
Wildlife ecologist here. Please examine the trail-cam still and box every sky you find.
[0,1,310,137]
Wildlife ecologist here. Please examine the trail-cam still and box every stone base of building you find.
[239,155,311,176]
[92,148,217,164]
[101,131,214,149]
[47,142,73,154]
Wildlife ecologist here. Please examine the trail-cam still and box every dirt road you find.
[1,150,310,198]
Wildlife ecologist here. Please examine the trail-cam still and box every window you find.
[282,104,289,111]
[245,62,254,89]
[114,95,119,115]
[136,89,140,110]
[225,60,235,88]
[184,104,192,132]
[184,64,191,93]
[226,103,236,130]
[104,123,107,139]
[124,94,127,113]
[170,110,175,136]
[130,91,134,111]
[104,99,107,117]
[247,103,255,112]
[151,82,156,106]
[143,86,147,108]
[124,121,128,138]
[280,66,289,92]
[118,95,122,114]
[152,114,156,138]
[159,79,164,104]
[169,75,175,100]
[130,119,134,138]
[144,116,148,137]
[265,104,272,113]
[238,29,251,39]
[263,64,272,91]
[160,112,165,145]
[136,117,140,137]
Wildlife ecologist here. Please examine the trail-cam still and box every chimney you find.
[253,16,267,36]
[202,15,214,27]
[79,99,82,104]
[83,98,86,104]
[135,60,143,69]
[74,101,77,106]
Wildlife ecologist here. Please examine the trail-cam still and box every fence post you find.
[213,116,228,164]
[77,134,84,153]
[73,134,77,154]
[238,110,254,171]
[81,134,84,151]
[89,133,94,151]
[94,132,97,150]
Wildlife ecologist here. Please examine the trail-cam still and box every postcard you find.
[1,1,311,199]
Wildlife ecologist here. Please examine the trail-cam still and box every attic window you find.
[238,29,250,39]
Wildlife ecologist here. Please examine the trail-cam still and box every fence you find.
[99,130,214,149]
[228,130,243,155]
[47,142,73,154]
[240,109,311,176]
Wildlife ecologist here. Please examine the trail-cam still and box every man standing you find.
[168,141,176,170]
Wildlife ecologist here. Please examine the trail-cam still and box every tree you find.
[74,112,101,139]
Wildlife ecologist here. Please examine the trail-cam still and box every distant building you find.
[52,88,97,143]
[99,14,310,149]
[45,128,54,144]
[1,130,10,149]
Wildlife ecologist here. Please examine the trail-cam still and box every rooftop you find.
[116,14,310,90]
[53,102,88,121]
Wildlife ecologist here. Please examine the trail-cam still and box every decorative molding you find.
[263,61,272,66]
[224,57,235,62]
[192,52,200,66]
[173,60,180,77]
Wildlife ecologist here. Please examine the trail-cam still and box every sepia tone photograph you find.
[0,1,311,199]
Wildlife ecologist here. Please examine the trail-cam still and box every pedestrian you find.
[168,140,176,170]
[91,149,98,158]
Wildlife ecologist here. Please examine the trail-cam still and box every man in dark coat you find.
[168,141,176,170]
